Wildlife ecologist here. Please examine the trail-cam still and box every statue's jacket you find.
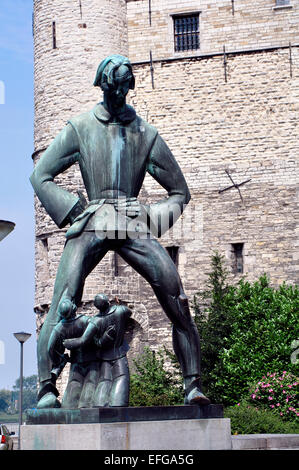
[88,305,131,361]
[47,315,90,368]
[30,103,191,238]
[48,306,131,367]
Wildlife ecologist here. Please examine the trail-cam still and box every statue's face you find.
[105,65,132,108]
[108,79,131,108]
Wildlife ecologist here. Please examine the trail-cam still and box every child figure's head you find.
[94,293,110,315]
[58,298,77,321]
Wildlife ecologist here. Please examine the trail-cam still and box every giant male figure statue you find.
[31,55,210,408]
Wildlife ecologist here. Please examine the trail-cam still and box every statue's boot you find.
[184,378,211,406]
[36,381,61,409]
[37,392,61,409]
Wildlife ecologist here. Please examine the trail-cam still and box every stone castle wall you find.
[32,0,299,395]
[130,46,299,288]
[127,0,299,63]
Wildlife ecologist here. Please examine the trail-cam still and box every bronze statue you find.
[30,54,210,408]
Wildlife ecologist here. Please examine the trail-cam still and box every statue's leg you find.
[78,361,100,408]
[93,361,113,407]
[61,364,84,409]
[37,232,109,406]
[109,356,130,407]
[118,238,210,405]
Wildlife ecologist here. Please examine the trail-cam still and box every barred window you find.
[173,14,200,53]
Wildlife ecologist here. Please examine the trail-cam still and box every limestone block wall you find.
[127,0,299,63]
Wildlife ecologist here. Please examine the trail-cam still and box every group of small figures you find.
[43,294,131,409]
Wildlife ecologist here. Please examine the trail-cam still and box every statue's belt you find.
[65,198,149,240]
[66,198,127,240]
[70,347,127,363]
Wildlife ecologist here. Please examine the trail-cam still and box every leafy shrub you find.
[219,277,299,404]
[129,347,183,407]
[225,402,299,435]
[249,372,299,422]
[193,253,299,406]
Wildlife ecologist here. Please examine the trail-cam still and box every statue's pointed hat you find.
[93,54,135,90]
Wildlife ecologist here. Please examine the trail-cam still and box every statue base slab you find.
[22,406,231,450]
[25,404,223,425]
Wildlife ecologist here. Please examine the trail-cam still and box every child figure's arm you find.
[63,320,99,350]
[94,325,116,348]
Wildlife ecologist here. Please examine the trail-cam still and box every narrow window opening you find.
[52,21,57,49]
[41,238,48,251]
[38,237,50,278]
[232,243,244,274]
[114,252,119,277]
[114,253,128,276]
[166,246,179,267]
[275,0,290,5]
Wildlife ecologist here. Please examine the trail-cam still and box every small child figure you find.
[63,293,132,407]
[48,297,114,408]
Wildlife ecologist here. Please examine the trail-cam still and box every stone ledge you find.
[273,5,293,10]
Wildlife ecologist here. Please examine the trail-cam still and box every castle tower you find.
[32,0,137,392]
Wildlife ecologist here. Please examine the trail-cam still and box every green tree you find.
[0,389,12,412]
[129,347,183,406]
[193,251,235,403]
[13,374,38,410]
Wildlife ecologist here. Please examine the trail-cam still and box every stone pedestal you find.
[21,419,231,450]
[21,405,231,450]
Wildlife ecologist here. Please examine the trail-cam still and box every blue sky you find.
[0,0,37,389]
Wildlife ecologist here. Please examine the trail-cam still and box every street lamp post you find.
[13,332,31,450]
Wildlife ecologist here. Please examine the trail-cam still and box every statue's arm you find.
[63,319,116,350]
[94,325,116,348]
[120,306,132,320]
[63,321,98,350]
[146,133,191,237]
[47,329,64,366]
[30,124,83,228]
